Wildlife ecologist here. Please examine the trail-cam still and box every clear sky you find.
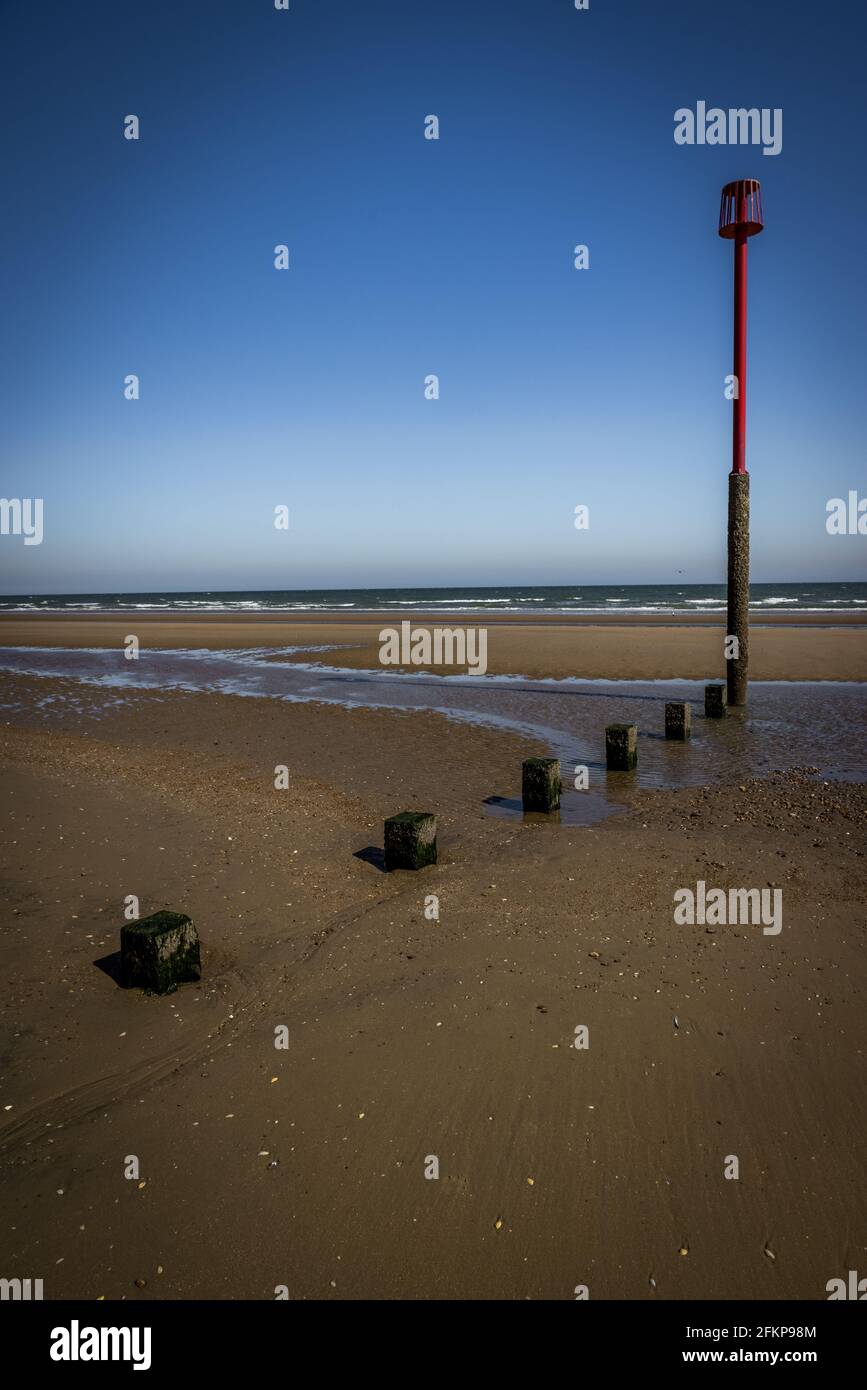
[1,0,865,594]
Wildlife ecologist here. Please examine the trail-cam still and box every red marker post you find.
[719,179,763,706]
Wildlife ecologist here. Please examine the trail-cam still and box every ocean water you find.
[1,582,866,616]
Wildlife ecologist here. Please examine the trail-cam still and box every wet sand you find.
[1,610,865,681]
[1,664,866,1300]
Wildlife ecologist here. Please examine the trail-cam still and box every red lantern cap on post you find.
[718,178,764,239]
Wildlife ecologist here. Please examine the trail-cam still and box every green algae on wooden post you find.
[705,684,727,718]
[120,910,201,995]
[605,723,638,771]
[665,702,691,740]
[522,757,561,813]
[727,469,750,707]
[384,811,437,871]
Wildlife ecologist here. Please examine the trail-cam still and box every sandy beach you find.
[1,616,865,1300]
[1,609,865,681]
[5,0,867,1336]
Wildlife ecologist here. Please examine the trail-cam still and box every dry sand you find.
[1,610,865,681]
[1,633,866,1299]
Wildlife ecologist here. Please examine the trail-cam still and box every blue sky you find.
[1,0,865,593]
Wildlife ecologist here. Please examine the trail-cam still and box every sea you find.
[1,582,866,616]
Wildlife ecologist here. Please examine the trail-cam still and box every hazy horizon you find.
[2,578,866,596]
